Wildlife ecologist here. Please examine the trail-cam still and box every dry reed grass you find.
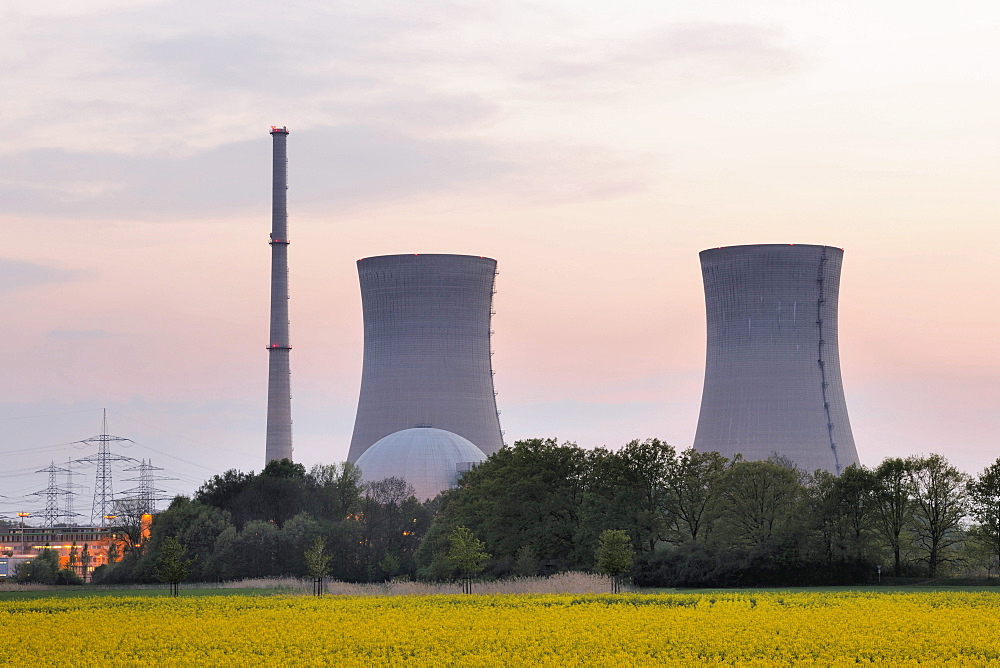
[0,581,49,592]
[219,572,620,596]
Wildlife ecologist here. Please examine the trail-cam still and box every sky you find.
[2,1,999,520]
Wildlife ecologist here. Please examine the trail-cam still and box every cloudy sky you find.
[2,1,999,516]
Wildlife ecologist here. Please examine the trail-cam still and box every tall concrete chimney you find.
[265,126,292,463]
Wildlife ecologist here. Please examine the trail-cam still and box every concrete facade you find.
[348,254,503,463]
[265,126,293,463]
[693,244,860,474]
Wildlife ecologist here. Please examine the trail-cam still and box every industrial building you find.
[348,254,504,467]
[355,427,487,501]
[0,525,129,581]
[693,244,860,474]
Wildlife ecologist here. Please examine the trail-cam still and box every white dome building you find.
[355,427,487,501]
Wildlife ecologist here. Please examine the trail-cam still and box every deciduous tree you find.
[715,460,802,551]
[448,526,490,594]
[664,448,727,543]
[304,536,333,595]
[872,458,915,576]
[442,439,589,568]
[595,529,634,593]
[834,465,877,561]
[907,454,968,577]
[155,536,192,597]
[967,458,1000,576]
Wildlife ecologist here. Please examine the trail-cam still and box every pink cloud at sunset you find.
[2,1,999,513]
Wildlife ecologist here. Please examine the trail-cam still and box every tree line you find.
[432,439,1000,586]
[92,440,1000,587]
[93,457,431,584]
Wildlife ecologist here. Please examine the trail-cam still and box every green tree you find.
[304,536,333,596]
[195,461,309,528]
[613,439,674,552]
[512,545,539,577]
[577,439,676,559]
[834,465,878,561]
[595,529,635,593]
[448,526,490,594]
[16,549,59,584]
[358,477,416,579]
[961,528,999,577]
[907,454,968,577]
[137,497,234,582]
[308,462,363,520]
[155,536,193,597]
[414,516,458,581]
[195,469,255,510]
[442,439,589,569]
[967,458,1000,577]
[68,543,80,576]
[715,459,802,551]
[379,553,401,580]
[236,463,309,527]
[278,511,323,575]
[106,539,120,565]
[80,543,91,582]
[16,548,82,585]
[872,458,915,576]
[233,520,281,578]
[803,469,843,565]
[664,448,728,543]
[262,458,307,479]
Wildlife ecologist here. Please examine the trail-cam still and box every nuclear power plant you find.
[254,126,860,482]
[264,126,293,464]
[692,244,860,474]
[347,254,504,470]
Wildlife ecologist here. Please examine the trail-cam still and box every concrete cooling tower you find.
[693,244,860,474]
[347,254,503,463]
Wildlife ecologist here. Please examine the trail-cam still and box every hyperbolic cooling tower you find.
[692,244,860,474]
[264,126,293,463]
[347,254,504,463]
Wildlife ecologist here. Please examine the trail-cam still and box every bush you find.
[632,543,876,588]
[14,550,84,585]
[15,550,59,584]
[54,568,84,586]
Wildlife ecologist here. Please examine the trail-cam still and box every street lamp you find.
[16,513,30,555]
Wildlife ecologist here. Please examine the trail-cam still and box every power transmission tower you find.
[121,460,176,515]
[31,461,70,528]
[62,458,86,527]
[74,409,136,526]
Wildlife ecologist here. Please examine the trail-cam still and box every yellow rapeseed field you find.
[2,591,999,666]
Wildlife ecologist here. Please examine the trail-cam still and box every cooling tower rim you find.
[357,253,496,263]
[700,243,845,257]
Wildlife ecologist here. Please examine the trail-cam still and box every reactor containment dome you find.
[692,244,861,474]
[348,253,504,463]
[355,427,487,501]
